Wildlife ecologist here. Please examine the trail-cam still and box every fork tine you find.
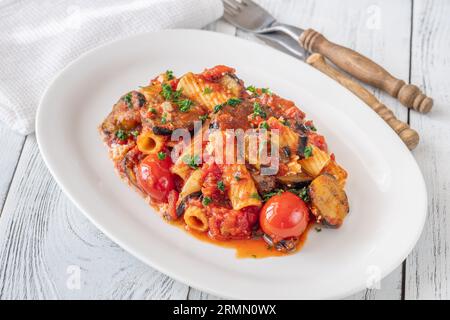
[223,0,243,11]
[223,11,236,22]
[223,4,239,16]
[224,7,236,17]
[223,1,240,15]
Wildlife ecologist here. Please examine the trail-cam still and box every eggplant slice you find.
[308,174,349,227]
[277,172,313,187]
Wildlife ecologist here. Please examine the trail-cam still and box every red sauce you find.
[169,219,313,258]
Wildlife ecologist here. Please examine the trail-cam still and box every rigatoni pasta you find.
[99,65,349,257]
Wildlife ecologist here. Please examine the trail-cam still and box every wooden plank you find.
[0,135,189,299]
[0,123,25,213]
[405,0,450,300]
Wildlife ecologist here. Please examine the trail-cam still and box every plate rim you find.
[36,28,428,299]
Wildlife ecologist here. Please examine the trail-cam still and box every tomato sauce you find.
[170,219,313,258]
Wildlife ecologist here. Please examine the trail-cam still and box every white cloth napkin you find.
[0,0,223,135]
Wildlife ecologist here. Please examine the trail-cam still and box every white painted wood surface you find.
[405,0,450,300]
[0,0,447,299]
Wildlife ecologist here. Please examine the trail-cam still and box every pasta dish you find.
[99,65,349,257]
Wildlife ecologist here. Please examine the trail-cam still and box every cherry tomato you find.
[260,192,309,241]
[137,154,174,202]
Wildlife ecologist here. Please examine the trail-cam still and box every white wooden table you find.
[0,0,449,299]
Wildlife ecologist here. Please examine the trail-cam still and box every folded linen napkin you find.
[0,0,223,134]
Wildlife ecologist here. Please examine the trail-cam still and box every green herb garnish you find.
[288,187,310,202]
[166,70,174,80]
[217,180,225,192]
[157,151,167,160]
[234,173,241,181]
[315,227,322,232]
[281,119,290,126]
[148,107,156,114]
[131,130,139,137]
[261,88,272,95]
[161,113,167,124]
[227,98,242,106]
[161,83,182,101]
[202,196,212,206]
[161,83,173,100]
[260,122,269,130]
[304,145,313,158]
[124,93,133,108]
[115,129,128,141]
[203,87,213,94]
[199,114,209,122]
[213,103,224,113]
[179,99,193,112]
[253,102,267,119]
[182,154,200,169]
[262,189,284,201]
[246,85,258,95]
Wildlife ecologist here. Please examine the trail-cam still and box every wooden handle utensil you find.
[300,29,433,113]
[307,53,419,150]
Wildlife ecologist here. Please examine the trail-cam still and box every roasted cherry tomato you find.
[137,153,174,201]
[260,192,309,241]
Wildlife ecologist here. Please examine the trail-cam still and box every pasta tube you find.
[136,130,166,154]
[222,164,262,210]
[184,205,208,232]
[299,145,330,177]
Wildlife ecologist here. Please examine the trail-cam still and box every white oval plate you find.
[36,29,427,299]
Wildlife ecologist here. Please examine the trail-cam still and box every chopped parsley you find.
[234,173,241,181]
[261,88,272,95]
[124,93,133,108]
[315,227,322,232]
[227,98,242,106]
[199,114,209,122]
[202,196,212,206]
[281,119,290,126]
[253,102,267,119]
[288,187,310,202]
[213,103,224,113]
[310,125,317,131]
[161,83,173,100]
[250,192,261,200]
[161,113,167,124]
[130,130,139,137]
[165,70,174,80]
[203,87,213,94]
[148,107,156,114]
[259,121,269,130]
[115,129,128,141]
[161,83,182,101]
[179,99,193,112]
[157,151,166,160]
[182,154,200,169]
[217,180,225,192]
[262,189,284,201]
[304,145,313,158]
[246,85,258,95]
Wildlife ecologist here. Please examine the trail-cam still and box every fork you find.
[223,0,433,113]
